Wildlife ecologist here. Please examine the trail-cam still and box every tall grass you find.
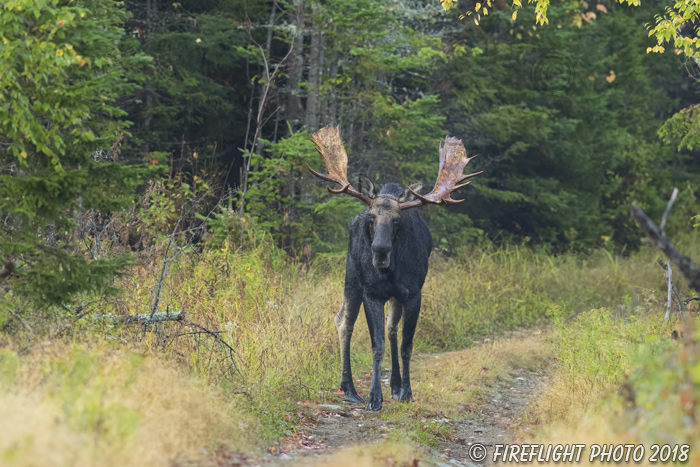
[522,307,700,464]
[97,236,680,435]
[0,343,258,466]
[4,219,696,462]
[418,244,666,350]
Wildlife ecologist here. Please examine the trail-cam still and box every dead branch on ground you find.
[630,200,700,292]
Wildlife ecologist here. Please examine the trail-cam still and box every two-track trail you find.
[270,330,554,467]
[211,330,554,467]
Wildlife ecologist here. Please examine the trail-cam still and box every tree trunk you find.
[266,1,276,55]
[305,6,323,130]
[286,0,305,126]
[326,52,339,124]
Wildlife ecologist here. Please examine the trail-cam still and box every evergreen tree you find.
[0,0,151,316]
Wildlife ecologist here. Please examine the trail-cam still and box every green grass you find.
[523,302,700,464]
[4,230,699,463]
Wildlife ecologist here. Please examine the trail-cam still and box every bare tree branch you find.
[657,259,686,321]
[630,202,700,291]
[659,187,679,234]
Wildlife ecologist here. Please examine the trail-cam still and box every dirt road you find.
[263,331,553,467]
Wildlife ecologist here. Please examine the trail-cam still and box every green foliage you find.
[0,0,151,310]
[442,0,700,64]
[659,104,700,151]
[547,303,699,456]
[140,13,247,147]
[437,2,682,248]
[628,324,700,446]
[115,0,696,253]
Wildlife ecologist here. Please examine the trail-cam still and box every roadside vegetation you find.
[523,283,700,462]
[2,186,697,464]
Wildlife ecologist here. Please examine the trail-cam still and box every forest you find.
[0,0,699,465]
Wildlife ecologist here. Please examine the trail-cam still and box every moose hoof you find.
[399,388,413,402]
[367,393,383,411]
[344,392,365,404]
[391,389,401,399]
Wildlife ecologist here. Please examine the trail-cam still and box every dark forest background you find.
[1,0,700,308]
[122,0,699,252]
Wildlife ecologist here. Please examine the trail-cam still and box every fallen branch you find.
[630,203,700,291]
[184,320,242,378]
[94,310,186,325]
[684,297,700,303]
[175,330,225,337]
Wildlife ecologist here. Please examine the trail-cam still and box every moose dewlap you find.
[308,125,482,411]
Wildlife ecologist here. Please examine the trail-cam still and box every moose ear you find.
[399,183,423,202]
[358,175,377,199]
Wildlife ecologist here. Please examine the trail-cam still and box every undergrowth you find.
[2,184,698,463]
[0,342,257,466]
[524,299,700,463]
[87,236,682,444]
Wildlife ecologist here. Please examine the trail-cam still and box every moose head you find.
[308,125,482,269]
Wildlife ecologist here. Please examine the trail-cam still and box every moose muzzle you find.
[371,223,393,269]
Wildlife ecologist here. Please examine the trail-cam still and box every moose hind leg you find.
[399,295,421,402]
[387,297,403,399]
[335,294,364,404]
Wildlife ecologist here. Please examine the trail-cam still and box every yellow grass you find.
[0,342,257,466]
[4,232,695,464]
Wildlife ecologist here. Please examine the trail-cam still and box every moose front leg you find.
[335,294,364,404]
[387,297,403,399]
[363,296,387,411]
[399,294,421,402]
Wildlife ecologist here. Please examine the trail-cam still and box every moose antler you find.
[399,136,482,210]
[308,125,373,206]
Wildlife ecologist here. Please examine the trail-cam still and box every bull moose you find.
[309,126,481,411]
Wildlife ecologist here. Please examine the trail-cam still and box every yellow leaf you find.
[512,10,517,20]
[596,4,607,12]
[193,152,198,159]
[605,70,616,83]
[475,17,479,25]
[475,2,481,10]
[20,151,27,159]
[484,7,488,15]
